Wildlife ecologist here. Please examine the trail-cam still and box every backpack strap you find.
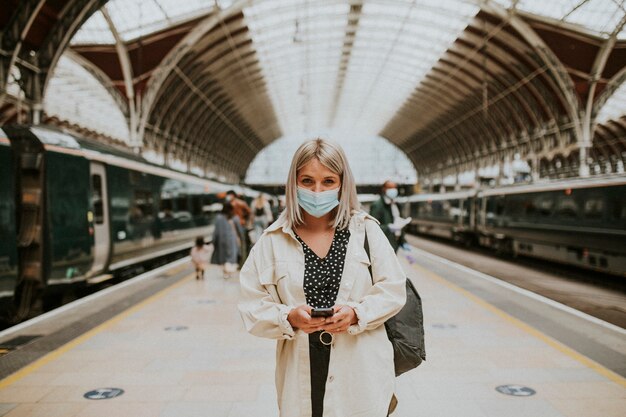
[363,224,373,285]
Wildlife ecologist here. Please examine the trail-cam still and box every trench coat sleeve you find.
[347,218,406,335]
[238,247,296,340]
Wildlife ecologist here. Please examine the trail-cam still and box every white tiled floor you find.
[0,252,624,416]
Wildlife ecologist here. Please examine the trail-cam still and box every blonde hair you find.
[285,138,360,230]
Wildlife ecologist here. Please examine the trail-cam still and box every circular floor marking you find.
[84,388,124,400]
[495,385,536,396]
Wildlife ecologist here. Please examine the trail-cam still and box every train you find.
[0,125,257,324]
[400,176,626,276]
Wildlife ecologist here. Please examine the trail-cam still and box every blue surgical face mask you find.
[385,188,398,200]
[297,187,340,218]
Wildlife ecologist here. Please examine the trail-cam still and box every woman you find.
[238,139,406,417]
[211,202,240,278]
[251,194,274,243]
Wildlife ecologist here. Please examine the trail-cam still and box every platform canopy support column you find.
[581,14,626,177]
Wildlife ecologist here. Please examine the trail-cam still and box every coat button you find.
[328,375,334,382]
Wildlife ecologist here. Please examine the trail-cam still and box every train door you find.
[89,162,111,275]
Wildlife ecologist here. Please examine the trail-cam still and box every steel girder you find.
[173,69,261,158]
[574,14,626,176]
[172,66,262,153]
[483,3,583,142]
[100,6,139,146]
[411,50,536,155]
[150,70,258,176]
[593,66,626,119]
[460,31,557,122]
[137,1,256,146]
[143,10,272,177]
[587,15,626,131]
[0,0,45,103]
[17,0,109,123]
[184,23,277,137]
[403,33,554,158]
[429,59,524,134]
[394,6,573,176]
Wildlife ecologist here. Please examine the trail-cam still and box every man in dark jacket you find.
[370,180,405,252]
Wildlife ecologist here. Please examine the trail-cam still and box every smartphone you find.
[311,307,334,318]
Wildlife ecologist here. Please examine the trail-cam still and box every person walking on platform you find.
[226,190,252,266]
[251,194,273,244]
[211,202,240,278]
[238,138,406,417]
[370,180,406,253]
[190,237,210,280]
[226,190,252,228]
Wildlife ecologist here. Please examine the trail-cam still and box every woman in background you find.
[251,194,273,243]
[211,202,240,278]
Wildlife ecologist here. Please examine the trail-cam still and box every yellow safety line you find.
[0,274,193,389]
[408,260,626,388]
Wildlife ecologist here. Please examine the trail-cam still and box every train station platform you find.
[0,247,625,417]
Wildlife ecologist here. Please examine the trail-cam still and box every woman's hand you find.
[319,305,358,334]
[287,305,328,334]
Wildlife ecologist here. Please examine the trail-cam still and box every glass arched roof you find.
[244,0,480,137]
[44,55,130,141]
[246,131,418,185]
[63,0,625,177]
[72,0,221,44]
[72,0,626,47]
[494,0,626,38]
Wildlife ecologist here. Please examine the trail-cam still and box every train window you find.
[535,194,554,217]
[417,202,430,218]
[432,201,444,219]
[523,193,538,218]
[176,196,189,212]
[495,196,505,216]
[505,194,525,221]
[583,195,605,220]
[608,189,626,228]
[485,197,496,226]
[91,174,104,224]
[191,195,202,216]
[555,195,579,220]
[449,199,461,221]
[130,190,154,223]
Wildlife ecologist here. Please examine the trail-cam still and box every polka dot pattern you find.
[295,228,351,308]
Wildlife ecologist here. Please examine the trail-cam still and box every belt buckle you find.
[319,331,334,346]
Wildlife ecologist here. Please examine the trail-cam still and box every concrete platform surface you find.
[0,248,624,417]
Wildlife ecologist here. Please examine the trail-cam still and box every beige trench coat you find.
[238,211,407,417]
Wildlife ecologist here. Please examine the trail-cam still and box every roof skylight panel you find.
[596,81,626,123]
[516,0,574,19]
[565,0,624,35]
[71,11,116,44]
[45,55,130,142]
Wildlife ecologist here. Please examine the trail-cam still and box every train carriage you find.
[477,176,626,275]
[402,176,626,276]
[0,125,256,324]
[0,132,18,315]
[403,190,476,245]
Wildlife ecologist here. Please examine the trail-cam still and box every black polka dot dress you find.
[296,228,350,308]
[294,228,351,417]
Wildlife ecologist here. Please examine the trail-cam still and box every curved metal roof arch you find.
[1,0,624,181]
